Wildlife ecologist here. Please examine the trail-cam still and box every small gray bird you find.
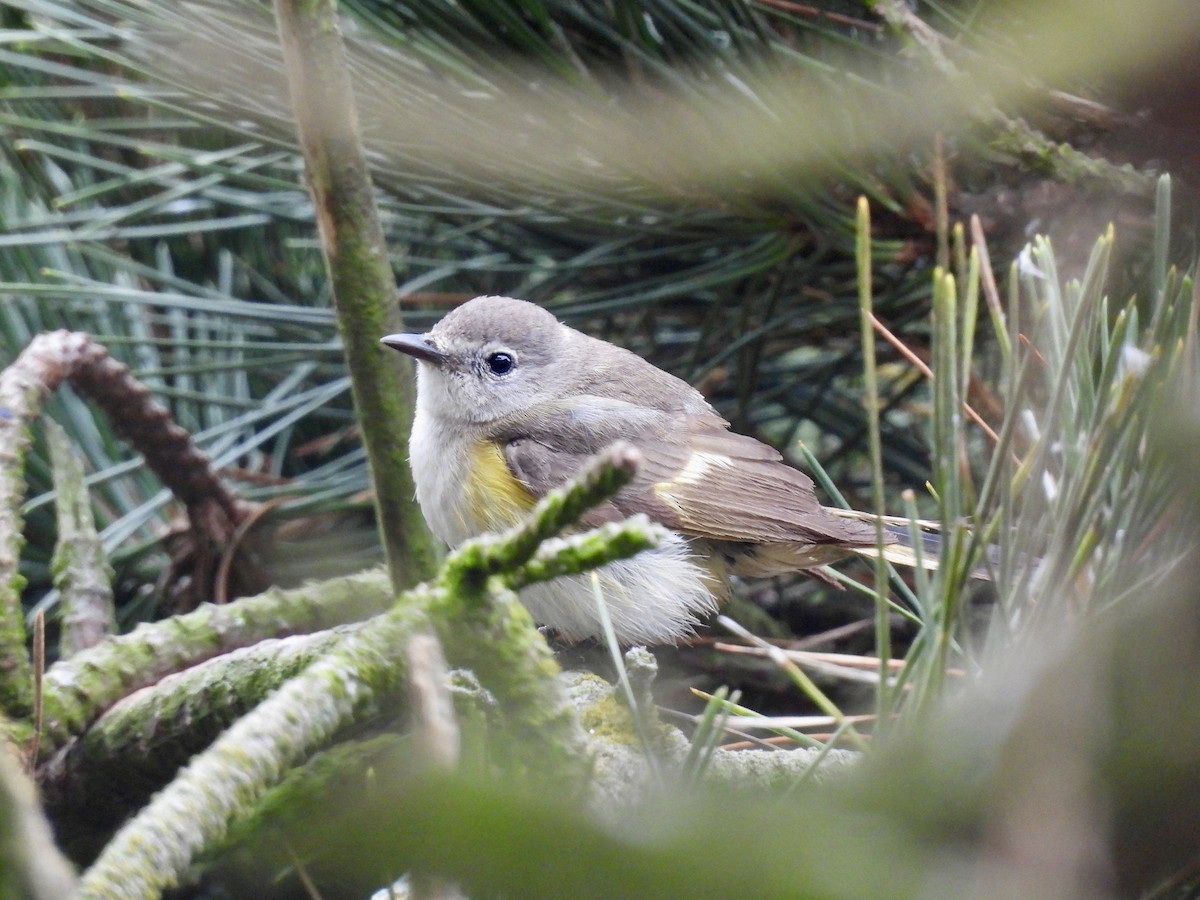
[383,295,910,645]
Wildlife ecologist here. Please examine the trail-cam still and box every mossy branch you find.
[990,118,1152,194]
[40,628,353,845]
[76,596,431,900]
[45,420,114,658]
[36,569,393,757]
[272,0,440,592]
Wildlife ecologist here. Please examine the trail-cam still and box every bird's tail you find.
[828,509,998,577]
[825,509,943,571]
[848,536,941,571]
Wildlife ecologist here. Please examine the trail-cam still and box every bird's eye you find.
[486,351,515,375]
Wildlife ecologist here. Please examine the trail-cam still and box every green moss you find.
[578,692,640,745]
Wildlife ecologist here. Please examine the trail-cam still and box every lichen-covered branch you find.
[45,421,114,658]
[0,343,50,715]
[272,0,440,592]
[434,578,589,783]
[0,330,251,717]
[37,569,393,756]
[990,118,1152,193]
[40,627,354,845]
[76,595,431,900]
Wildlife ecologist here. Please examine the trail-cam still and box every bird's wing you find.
[502,404,881,547]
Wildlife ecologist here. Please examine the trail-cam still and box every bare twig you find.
[30,612,44,769]
[869,313,1003,445]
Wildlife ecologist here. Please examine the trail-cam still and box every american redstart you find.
[382,295,920,645]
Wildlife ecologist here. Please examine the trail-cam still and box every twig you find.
[718,615,867,750]
[717,713,876,731]
[30,612,44,770]
[213,497,287,605]
[869,313,1002,445]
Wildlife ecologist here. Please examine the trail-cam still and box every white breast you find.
[408,403,478,547]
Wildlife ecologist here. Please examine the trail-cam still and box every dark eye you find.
[486,351,515,375]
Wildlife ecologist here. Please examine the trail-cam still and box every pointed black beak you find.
[380,333,447,365]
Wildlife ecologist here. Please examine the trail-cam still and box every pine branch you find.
[0,331,252,716]
[37,569,393,756]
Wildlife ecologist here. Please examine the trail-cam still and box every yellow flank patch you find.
[466,440,537,532]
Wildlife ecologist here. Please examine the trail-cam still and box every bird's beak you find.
[380,332,447,365]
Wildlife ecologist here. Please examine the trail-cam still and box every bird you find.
[382,295,915,645]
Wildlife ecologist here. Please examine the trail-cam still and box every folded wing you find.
[502,404,883,549]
